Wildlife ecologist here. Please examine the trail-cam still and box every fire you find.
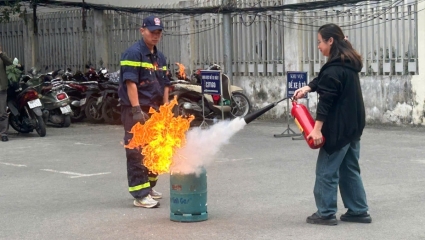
[175,62,187,80]
[125,97,194,174]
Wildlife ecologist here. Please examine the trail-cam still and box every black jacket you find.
[308,58,365,154]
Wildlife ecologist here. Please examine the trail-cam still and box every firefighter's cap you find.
[142,16,163,31]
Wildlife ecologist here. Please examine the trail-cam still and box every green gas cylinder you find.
[170,168,208,222]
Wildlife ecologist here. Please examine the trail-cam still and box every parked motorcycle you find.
[100,81,121,125]
[37,69,72,127]
[7,71,46,137]
[61,66,106,123]
[82,67,121,124]
[62,69,98,122]
[169,64,251,122]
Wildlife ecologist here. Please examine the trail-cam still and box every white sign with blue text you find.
[286,71,308,98]
[200,70,221,94]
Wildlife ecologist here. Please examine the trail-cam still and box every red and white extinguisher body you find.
[291,101,325,149]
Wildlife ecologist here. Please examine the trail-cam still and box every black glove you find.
[131,106,149,123]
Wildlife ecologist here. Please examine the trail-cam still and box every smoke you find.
[170,117,247,175]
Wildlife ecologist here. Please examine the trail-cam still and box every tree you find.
[0,0,24,23]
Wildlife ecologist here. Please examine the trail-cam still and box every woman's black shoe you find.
[1,136,8,142]
[340,212,372,223]
[306,213,338,225]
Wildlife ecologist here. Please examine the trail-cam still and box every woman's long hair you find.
[318,24,363,70]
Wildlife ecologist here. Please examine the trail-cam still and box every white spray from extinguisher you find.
[170,97,288,176]
[170,118,247,176]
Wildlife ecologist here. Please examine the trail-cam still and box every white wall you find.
[411,0,425,125]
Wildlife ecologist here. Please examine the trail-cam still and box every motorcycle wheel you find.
[173,99,189,118]
[230,92,251,118]
[61,115,71,128]
[69,96,85,122]
[30,110,46,137]
[101,100,121,125]
[9,114,31,134]
[84,97,104,123]
[172,98,202,127]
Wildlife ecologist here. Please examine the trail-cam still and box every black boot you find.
[1,136,8,142]
[340,212,372,223]
[306,213,338,225]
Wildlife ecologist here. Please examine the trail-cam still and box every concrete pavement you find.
[1,119,425,240]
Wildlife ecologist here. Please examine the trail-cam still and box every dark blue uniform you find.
[118,40,170,199]
[118,40,170,109]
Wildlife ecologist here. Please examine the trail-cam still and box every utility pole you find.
[222,0,233,84]
[82,0,88,69]
[31,0,39,69]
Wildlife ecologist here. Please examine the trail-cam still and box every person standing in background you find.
[0,45,15,142]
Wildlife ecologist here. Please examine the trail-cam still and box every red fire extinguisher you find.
[291,100,325,149]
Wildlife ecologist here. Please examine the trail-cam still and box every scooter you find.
[32,69,72,127]
[7,73,47,137]
[100,81,121,125]
[169,64,251,122]
[83,67,111,123]
[40,76,72,127]
[60,68,98,122]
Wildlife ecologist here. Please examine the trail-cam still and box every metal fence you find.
[0,0,419,76]
[37,11,96,71]
[300,0,419,75]
[0,17,24,65]
[104,11,183,73]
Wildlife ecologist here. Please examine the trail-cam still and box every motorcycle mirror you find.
[209,64,221,70]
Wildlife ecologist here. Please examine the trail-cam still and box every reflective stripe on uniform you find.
[129,182,150,192]
[120,60,142,67]
[120,61,153,68]
[142,62,154,68]
[121,61,166,71]
[149,176,158,181]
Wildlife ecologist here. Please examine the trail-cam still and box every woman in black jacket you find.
[294,24,371,225]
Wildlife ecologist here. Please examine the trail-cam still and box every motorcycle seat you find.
[41,85,52,94]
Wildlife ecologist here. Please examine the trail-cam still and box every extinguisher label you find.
[294,118,304,134]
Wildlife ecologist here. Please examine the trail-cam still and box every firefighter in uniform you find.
[118,16,170,208]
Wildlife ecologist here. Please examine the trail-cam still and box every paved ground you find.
[1,119,425,240]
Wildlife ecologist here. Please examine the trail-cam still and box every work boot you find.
[306,213,338,226]
[133,195,160,208]
[150,188,162,199]
[340,212,372,223]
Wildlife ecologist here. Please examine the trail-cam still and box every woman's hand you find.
[307,128,323,146]
[293,86,311,100]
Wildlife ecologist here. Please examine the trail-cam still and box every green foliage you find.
[6,65,22,84]
[0,0,23,23]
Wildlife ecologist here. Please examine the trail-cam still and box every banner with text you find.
[200,70,221,94]
[287,71,308,98]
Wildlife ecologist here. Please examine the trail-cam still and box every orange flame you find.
[175,62,187,80]
[125,97,194,174]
